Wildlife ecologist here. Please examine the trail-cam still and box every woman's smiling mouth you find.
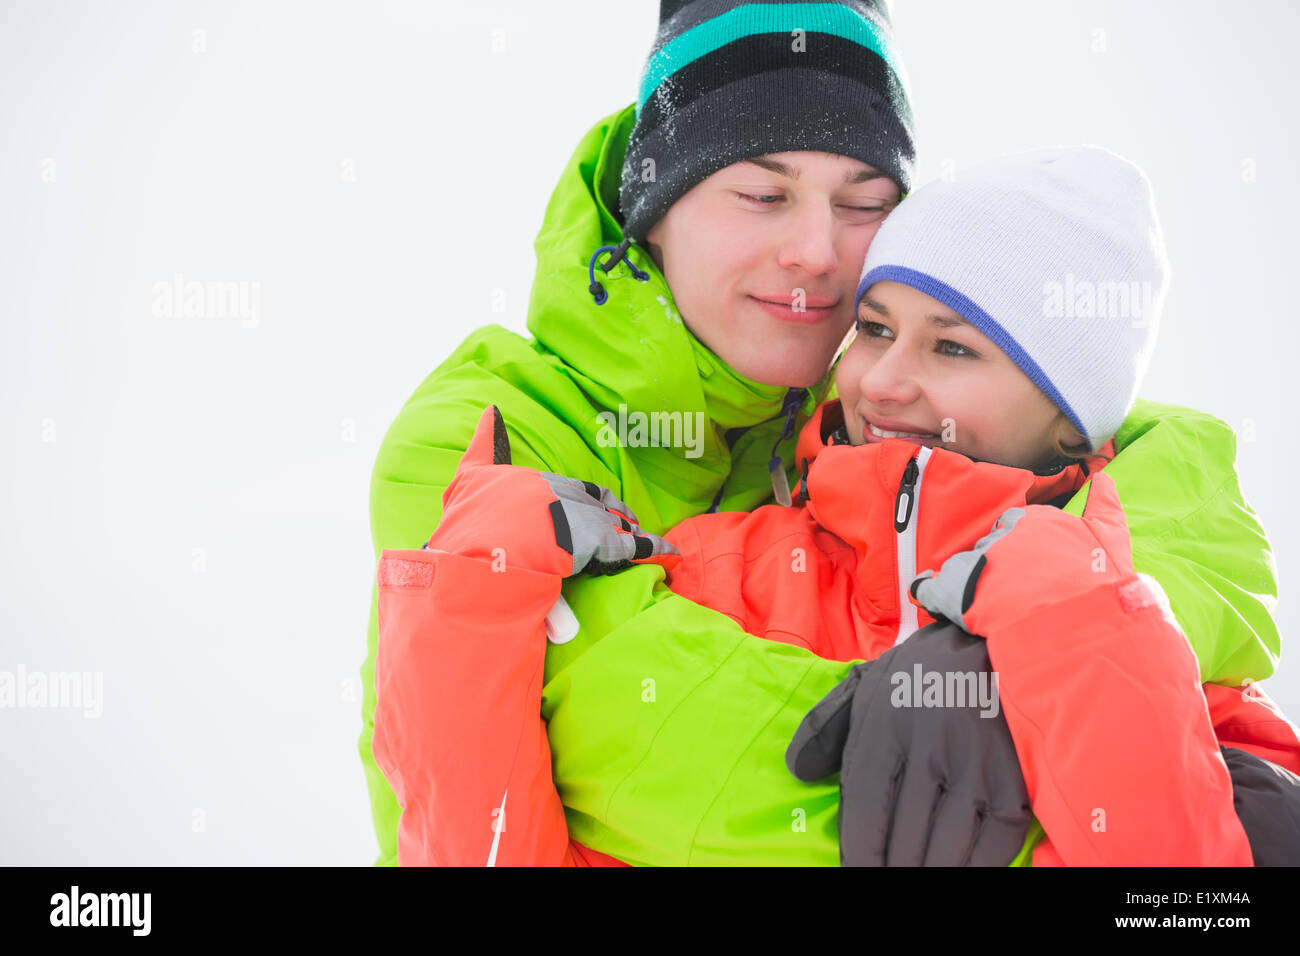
[860,416,941,443]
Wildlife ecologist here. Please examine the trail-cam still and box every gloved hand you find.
[427,405,681,578]
[786,619,1033,866]
[908,470,1174,637]
[1221,746,1300,866]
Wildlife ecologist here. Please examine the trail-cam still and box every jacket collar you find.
[794,399,1113,488]
[794,399,1116,562]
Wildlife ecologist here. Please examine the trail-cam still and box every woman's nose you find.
[856,345,922,406]
[776,200,837,277]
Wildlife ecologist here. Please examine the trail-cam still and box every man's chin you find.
[747,329,842,385]
[733,353,832,389]
[685,321,836,389]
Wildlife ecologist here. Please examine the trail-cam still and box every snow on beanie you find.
[619,0,916,243]
[855,145,1170,452]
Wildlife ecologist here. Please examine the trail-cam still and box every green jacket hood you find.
[525,102,836,442]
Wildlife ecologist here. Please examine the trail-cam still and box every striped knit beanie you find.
[619,0,916,243]
[856,145,1170,452]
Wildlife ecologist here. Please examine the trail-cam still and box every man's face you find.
[836,281,1077,470]
[643,152,900,388]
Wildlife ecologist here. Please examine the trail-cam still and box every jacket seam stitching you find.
[764,627,816,651]
[1127,479,1233,546]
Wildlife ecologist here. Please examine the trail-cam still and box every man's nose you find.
[776,200,837,277]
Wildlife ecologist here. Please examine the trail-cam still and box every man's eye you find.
[737,192,783,205]
[845,197,898,219]
[842,205,889,223]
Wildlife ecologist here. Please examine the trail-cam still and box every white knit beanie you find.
[855,145,1169,452]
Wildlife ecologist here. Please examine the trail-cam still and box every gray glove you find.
[786,620,1032,866]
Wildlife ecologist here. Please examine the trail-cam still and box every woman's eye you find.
[939,340,976,358]
[854,318,892,338]
[854,319,977,359]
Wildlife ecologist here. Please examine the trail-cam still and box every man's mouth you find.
[748,295,840,324]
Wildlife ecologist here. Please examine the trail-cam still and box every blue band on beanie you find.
[856,265,1091,446]
[638,2,905,116]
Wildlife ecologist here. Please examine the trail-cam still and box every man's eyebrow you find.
[860,295,969,328]
[843,167,889,185]
[742,156,890,185]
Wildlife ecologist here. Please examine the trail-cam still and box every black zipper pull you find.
[894,457,919,532]
[792,456,812,504]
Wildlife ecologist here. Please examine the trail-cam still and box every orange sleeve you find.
[984,578,1253,866]
[373,546,626,866]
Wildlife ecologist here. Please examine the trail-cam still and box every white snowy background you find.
[2,0,1297,864]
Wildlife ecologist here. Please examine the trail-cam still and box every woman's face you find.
[836,281,1080,470]
[643,151,900,388]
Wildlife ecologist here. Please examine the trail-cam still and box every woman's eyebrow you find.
[860,295,969,328]
[742,156,890,185]
[860,295,889,315]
